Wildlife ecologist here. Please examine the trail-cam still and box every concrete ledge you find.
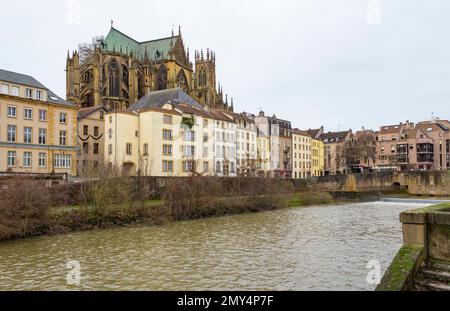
[376,244,425,291]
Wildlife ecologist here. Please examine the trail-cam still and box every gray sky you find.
[1,0,449,132]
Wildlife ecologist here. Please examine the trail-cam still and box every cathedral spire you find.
[178,25,182,37]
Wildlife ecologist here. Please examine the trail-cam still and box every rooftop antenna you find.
[431,111,435,121]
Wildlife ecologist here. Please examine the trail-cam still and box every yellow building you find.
[0,69,78,177]
[292,129,312,179]
[105,88,215,177]
[311,138,324,177]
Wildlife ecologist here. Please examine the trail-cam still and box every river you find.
[0,201,430,291]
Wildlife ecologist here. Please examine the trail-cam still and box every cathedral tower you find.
[194,49,216,108]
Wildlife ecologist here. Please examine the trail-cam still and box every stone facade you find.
[0,69,78,177]
[67,27,234,112]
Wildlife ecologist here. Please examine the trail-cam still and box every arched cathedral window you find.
[157,65,168,90]
[109,59,120,97]
[198,68,207,87]
[176,70,188,92]
[122,65,129,86]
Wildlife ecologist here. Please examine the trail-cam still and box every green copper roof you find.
[104,27,178,61]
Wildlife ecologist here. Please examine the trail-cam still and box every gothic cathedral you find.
[66,26,234,111]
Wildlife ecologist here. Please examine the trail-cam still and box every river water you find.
[0,201,429,291]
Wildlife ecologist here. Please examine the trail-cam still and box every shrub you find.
[0,179,50,239]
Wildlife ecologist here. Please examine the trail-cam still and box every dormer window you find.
[35,90,42,100]
[25,88,33,98]
[1,84,9,94]
[11,86,19,96]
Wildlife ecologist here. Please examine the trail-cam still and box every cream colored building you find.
[105,88,216,177]
[292,129,312,179]
[224,112,257,176]
[0,69,78,177]
[77,106,108,174]
[208,109,237,177]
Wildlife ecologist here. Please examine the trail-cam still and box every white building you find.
[209,109,237,177]
[224,112,257,176]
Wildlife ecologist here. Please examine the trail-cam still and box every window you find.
[126,143,132,155]
[93,143,99,155]
[182,161,195,172]
[39,153,47,167]
[59,130,67,146]
[183,145,195,157]
[203,119,208,128]
[94,126,99,137]
[216,161,221,173]
[60,112,67,124]
[108,144,112,155]
[23,152,32,167]
[83,142,89,154]
[163,144,172,156]
[54,154,72,168]
[7,105,16,117]
[38,128,46,145]
[203,147,208,158]
[24,127,32,143]
[7,125,16,142]
[162,160,173,172]
[7,151,16,167]
[25,88,33,98]
[11,86,19,96]
[1,84,9,94]
[163,114,173,125]
[83,125,88,136]
[100,111,104,120]
[35,90,42,100]
[143,143,149,156]
[184,130,195,142]
[39,110,47,121]
[163,129,172,140]
[203,161,209,173]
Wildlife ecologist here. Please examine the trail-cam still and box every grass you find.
[50,199,164,215]
[287,192,334,207]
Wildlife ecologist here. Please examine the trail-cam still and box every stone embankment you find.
[377,203,450,291]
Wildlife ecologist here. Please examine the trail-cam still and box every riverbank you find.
[0,191,361,242]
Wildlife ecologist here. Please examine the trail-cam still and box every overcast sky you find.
[1,0,449,132]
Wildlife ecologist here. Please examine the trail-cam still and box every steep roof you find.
[379,124,402,135]
[320,130,351,143]
[0,68,75,107]
[0,68,47,89]
[416,121,450,132]
[208,109,235,123]
[292,129,311,137]
[307,128,323,139]
[128,88,203,111]
[176,103,211,119]
[104,27,178,61]
[78,105,107,119]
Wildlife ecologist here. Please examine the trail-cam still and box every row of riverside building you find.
[2,67,450,180]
